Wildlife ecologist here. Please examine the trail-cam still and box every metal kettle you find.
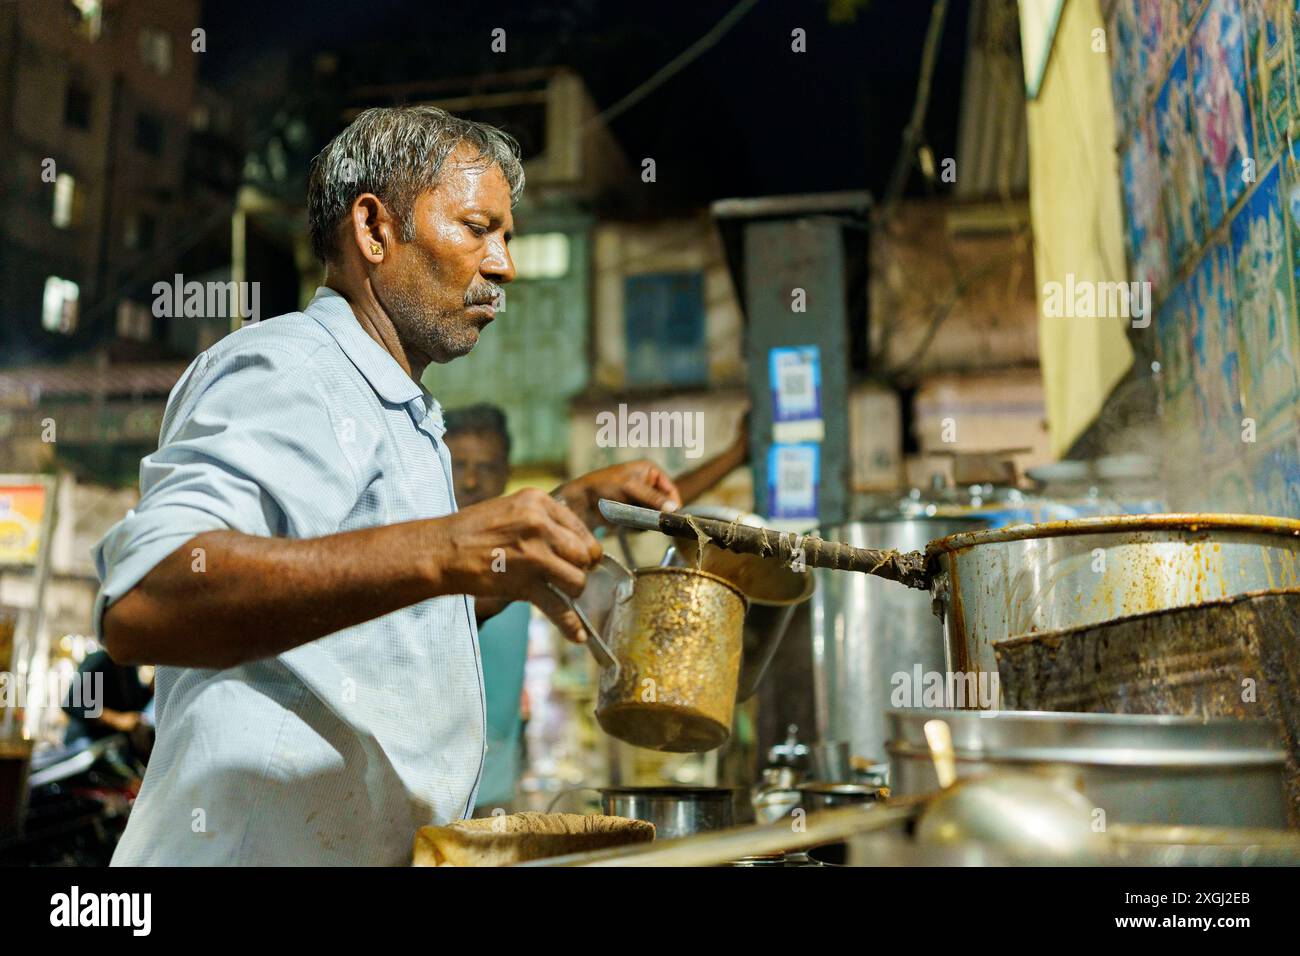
[551,555,749,753]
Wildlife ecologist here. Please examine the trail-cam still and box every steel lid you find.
[928,513,1300,557]
[884,709,1287,767]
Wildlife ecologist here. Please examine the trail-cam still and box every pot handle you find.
[547,582,621,681]
[547,490,622,679]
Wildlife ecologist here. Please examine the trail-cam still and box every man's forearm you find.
[104,522,451,669]
[674,441,747,505]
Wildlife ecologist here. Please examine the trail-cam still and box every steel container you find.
[886,709,1290,829]
[810,517,987,765]
[847,819,1300,866]
[668,506,815,701]
[599,786,734,840]
[927,514,1300,682]
[595,567,747,753]
[797,782,882,811]
[654,553,813,702]
[994,587,1300,826]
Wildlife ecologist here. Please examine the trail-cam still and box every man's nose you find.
[482,237,515,285]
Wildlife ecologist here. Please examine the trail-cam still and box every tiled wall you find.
[1107,0,1300,514]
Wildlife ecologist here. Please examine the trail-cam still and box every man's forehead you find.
[426,149,512,207]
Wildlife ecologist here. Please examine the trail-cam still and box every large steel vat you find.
[994,588,1300,825]
[886,709,1290,829]
[810,517,987,765]
[926,514,1300,682]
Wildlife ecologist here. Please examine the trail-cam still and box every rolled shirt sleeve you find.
[92,342,361,639]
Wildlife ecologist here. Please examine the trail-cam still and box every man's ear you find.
[348,193,397,264]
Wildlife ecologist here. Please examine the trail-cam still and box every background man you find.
[442,403,531,812]
[445,403,751,811]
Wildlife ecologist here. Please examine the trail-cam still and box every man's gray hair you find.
[307,105,525,264]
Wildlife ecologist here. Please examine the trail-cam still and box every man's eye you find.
[465,222,488,236]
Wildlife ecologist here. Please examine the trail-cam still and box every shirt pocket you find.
[379,412,455,523]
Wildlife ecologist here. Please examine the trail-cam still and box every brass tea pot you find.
[553,556,748,753]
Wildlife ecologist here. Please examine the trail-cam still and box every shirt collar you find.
[306,287,426,408]
[423,391,447,437]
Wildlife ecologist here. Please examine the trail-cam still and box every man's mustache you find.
[465,284,503,307]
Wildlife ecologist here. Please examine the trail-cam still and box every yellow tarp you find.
[1022,0,1134,457]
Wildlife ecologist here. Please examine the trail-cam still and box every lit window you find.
[52,173,78,228]
[71,0,103,41]
[138,28,173,75]
[510,232,570,279]
[42,277,80,334]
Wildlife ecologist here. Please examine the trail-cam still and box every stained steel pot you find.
[599,786,734,840]
[887,709,1290,829]
[668,506,815,702]
[595,567,747,753]
[994,587,1300,826]
[926,514,1300,682]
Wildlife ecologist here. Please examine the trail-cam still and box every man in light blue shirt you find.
[94,106,681,865]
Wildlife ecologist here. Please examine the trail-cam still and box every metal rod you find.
[597,499,929,589]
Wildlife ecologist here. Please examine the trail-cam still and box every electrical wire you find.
[586,0,761,129]
[877,0,949,222]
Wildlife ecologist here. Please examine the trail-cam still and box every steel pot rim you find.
[927,513,1300,556]
[632,566,751,609]
[598,786,736,798]
[668,554,814,606]
[662,538,810,605]
[819,515,990,533]
[885,709,1287,765]
[885,741,1286,768]
[746,574,815,607]
[886,707,1279,729]
[798,782,880,796]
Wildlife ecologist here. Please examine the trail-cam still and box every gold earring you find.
[369,241,383,256]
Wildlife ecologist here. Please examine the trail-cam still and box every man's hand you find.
[551,460,682,530]
[432,488,602,643]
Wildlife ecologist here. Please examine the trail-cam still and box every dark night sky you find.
[198,0,972,204]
